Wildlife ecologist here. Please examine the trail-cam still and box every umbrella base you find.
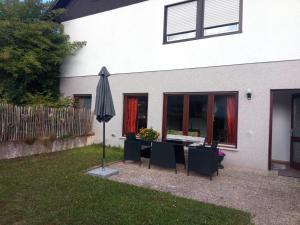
[87,167,119,178]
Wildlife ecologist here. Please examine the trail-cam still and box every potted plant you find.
[138,127,160,141]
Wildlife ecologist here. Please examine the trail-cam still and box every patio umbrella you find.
[95,66,115,168]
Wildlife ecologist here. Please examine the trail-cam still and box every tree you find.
[0,0,86,105]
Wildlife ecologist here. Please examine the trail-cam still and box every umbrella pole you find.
[102,121,105,168]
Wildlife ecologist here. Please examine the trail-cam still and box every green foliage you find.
[25,93,75,107]
[138,127,160,141]
[0,0,86,105]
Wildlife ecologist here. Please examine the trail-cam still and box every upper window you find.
[164,0,242,43]
[123,94,148,135]
[165,1,198,42]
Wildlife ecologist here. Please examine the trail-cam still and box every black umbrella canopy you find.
[95,66,115,168]
[95,66,115,123]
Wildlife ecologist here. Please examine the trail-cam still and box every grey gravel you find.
[107,160,300,225]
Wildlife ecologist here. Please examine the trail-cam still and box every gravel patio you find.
[108,161,300,225]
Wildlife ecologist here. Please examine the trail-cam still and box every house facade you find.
[54,0,300,171]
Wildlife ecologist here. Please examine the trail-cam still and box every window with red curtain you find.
[226,95,237,144]
[163,93,238,147]
[125,97,138,134]
[123,95,148,135]
[213,94,238,145]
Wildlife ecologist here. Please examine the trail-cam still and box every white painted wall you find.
[60,60,300,170]
[61,0,300,76]
[58,0,300,170]
[271,92,292,162]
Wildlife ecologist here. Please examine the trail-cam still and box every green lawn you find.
[0,145,252,225]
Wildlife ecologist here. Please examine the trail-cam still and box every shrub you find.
[138,128,160,141]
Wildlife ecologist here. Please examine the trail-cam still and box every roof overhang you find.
[51,0,72,10]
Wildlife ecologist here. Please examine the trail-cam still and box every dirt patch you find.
[0,201,6,210]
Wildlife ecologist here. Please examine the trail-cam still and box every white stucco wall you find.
[271,92,292,162]
[60,60,300,171]
[58,0,300,170]
[60,0,300,76]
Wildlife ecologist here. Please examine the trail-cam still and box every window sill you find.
[218,144,238,152]
[163,30,242,45]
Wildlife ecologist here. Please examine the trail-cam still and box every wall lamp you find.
[246,88,252,100]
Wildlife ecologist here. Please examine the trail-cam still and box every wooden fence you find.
[0,104,93,143]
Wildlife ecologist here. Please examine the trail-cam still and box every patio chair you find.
[140,140,152,159]
[211,140,226,169]
[211,140,219,148]
[126,133,137,140]
[123,140,142,165]
[166,140,186,168]
[187,146,219,180]
[126,133,151,158]
[149,142,177,173]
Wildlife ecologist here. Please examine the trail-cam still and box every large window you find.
[164,0,242,43]
[123,94,148,135]
[163,93,238,146]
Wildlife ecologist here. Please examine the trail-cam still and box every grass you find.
[0,145,252,225]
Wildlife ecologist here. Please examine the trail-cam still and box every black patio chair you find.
[126,133,151,159]
[126,133,137,140]
[140,140,152,159]
[123,140,142,165]
[166,140,186,168]
[187,146,219,180]
[211,140,226,169]
[149,142,177,173]
[212,140,219,148]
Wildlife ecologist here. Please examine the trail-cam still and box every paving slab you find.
[87,167,119,178]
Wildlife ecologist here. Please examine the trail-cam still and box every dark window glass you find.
[137,96,148,131]
[167,95,184,135]
[74,95,92,109]
[188,95,208,137]
[213,96,227,142]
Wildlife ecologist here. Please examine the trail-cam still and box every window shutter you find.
[166,1,198,35]
[204,0,240,28]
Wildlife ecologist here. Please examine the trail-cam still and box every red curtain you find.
[226,96,237,144]
[126,97,138,134]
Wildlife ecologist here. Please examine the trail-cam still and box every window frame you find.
[162,92,239,148]
[163,0,243,44]
[122,93,149,136]
[73,94,92,109]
